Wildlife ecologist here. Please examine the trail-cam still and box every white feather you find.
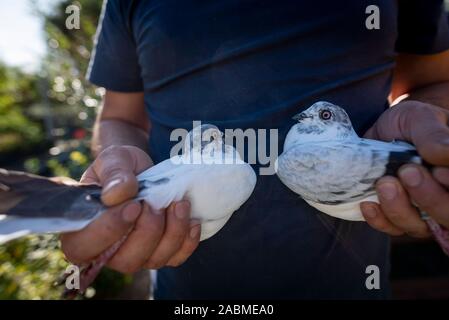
[137,154,256,241]
[0,214,98,244]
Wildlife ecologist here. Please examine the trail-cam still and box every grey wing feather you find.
[277,141,390,204]
[0,169,105,244]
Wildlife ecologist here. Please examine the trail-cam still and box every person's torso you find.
[128,0,397,299]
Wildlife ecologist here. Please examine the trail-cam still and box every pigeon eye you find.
[319,110,332,121]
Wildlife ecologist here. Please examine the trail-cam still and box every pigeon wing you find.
[0,169,104,244]
[277,139,420,204]
[136,156,189,210]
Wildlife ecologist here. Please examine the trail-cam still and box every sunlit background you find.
[0,0,141,300]
[0,0,448,300]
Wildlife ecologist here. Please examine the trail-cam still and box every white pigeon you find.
[135,124,257,240]
[0,124,257,243]
[276,101,424,221]
[276,101,449,256]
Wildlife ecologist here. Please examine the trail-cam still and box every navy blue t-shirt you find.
[88,0,449,299]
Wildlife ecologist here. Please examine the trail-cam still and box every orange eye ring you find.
[319,110,332,120]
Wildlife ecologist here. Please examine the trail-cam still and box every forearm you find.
[91,91,149,157]
[92,117,149,156]
[373,52,449,142]
[367,81,449,142]
[390,51,449,110]
[396,81,449,110]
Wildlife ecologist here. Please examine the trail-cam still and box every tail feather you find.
[384,151,432,177]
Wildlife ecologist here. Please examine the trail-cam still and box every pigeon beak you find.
[292,112,311,122]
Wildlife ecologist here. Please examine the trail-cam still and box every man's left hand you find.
[361,100,449,237]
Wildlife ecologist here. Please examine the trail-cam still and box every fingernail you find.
[378,182,397,201]
[122,201,141,222]
[399,167,422,187]
[190,219,201,227]
[360,203,378,219]
[433,167,449,184]
[363,206,378,219]
[190,225,201,239]
[175,202,189,220]
[103,178,122,194]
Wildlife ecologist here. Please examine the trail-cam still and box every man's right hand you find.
[60,145,201,273]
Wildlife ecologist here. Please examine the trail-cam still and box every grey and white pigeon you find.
[0,124,257,293]
[276,101,449,255]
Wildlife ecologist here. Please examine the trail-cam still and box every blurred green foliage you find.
[0,235,67,299]
[0,0,131,299]
[0,65,44,156]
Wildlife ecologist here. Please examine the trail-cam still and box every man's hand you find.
[60,145,201,273]
[361,100,449,237]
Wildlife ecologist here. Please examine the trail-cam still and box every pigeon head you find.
[293,101,353,127]
[285,101,358,149]
[185,124,224,155]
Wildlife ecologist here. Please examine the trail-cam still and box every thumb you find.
[101,170,138,207]
[93,146,148,206]
[409,114,449,166]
